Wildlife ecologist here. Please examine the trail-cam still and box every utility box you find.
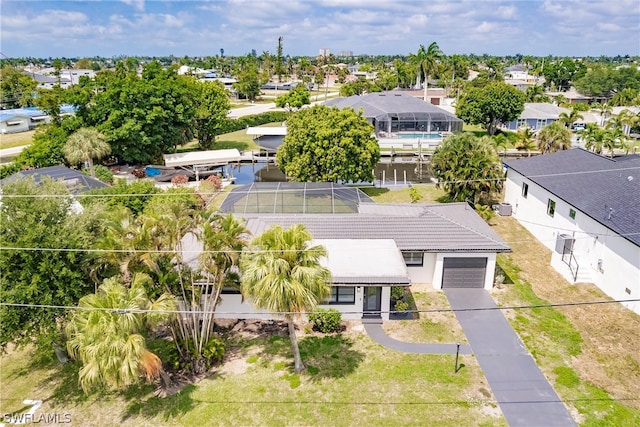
[498,202,512,216]
[555,234,575,254]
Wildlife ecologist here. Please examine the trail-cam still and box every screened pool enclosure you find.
[220,182,373,214]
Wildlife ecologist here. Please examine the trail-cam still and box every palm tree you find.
[558,108,584,129]
[537,121,572,154]
[591,102,612,126]
[602,127,630,157]
[515,126,537,157]
[175,211,249,373]
[66,274,176,393]
[412,42,443,103]
[63,127,111,178]
[240,224,331,373]
[578,123,605,154]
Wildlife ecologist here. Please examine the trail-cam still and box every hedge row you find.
[215,111,289,135]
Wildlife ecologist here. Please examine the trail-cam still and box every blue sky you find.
[1,0,638,58]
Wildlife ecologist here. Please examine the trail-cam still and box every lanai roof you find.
[325,92,462,123]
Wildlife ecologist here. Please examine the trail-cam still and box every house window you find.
[327,286,355,304]
[522,182,529,198]
[402,251,423,266]
[537,119,547,129]
[517,119,527,128]
[569,209,576,219]
[547,199,556,217]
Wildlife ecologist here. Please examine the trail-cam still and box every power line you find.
[2,298,638,316]
[1,164,637,200]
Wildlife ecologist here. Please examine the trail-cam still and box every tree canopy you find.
[430,133,504,204]
[0,178,96,352]
[275,84,310,112]
[276,105,380,183]
[77,61,198,163]
[456,82,526,135]
[193,80,231,150]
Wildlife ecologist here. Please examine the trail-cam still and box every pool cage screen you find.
[220,182,374,214]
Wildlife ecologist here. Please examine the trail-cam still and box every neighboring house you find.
[503,149,640,314]
[503,102,570,131]
[212,183,511,321]
[546,88,594,105]
[1,166,108,194]
[326,92,463,150]
[393,87,448,107]
[504,64,538,83]
[0,105,76,134]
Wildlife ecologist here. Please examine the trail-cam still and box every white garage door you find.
[442,257,487,288]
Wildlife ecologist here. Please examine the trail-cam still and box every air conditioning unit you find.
[498,202,512,216]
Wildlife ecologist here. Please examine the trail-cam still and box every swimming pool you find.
[397,132,442,139]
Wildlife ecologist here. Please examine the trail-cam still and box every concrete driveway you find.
[445,288,576,427]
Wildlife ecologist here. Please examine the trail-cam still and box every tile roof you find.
[243,202,510,252]
[505,149,640,246]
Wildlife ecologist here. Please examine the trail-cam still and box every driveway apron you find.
[445,289,576,427]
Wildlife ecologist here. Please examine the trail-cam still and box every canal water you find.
[229,157,434,185]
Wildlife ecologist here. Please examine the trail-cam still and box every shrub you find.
[131,168,146,179]
[83,165,114,184]
[202,337,225,366]
[390,286,405,301]
[171,174,189,186]
[205,174,222,191]
[409,187,423,203]
[394,300,409,312]
[308,308,342,333]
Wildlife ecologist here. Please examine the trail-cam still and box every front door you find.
[362,287,382,318]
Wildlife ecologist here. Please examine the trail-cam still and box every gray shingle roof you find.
[505,149,640,246]
[243,202,510,252]
[1,166,108,194]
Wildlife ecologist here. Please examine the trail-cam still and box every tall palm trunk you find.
[287,315,305,373]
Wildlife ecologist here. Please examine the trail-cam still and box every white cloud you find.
[121,0,145,12]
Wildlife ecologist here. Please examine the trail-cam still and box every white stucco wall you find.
[215,286,392,321]
[406,252,437,288]
[505,170,640,314]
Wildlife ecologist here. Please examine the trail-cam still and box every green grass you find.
[0,130,35,149]
[360,184,446,204]
[495,255,640,425]
[177,123,283,153]
[0,330,506,426]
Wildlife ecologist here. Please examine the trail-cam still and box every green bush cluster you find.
[308,308,342,333]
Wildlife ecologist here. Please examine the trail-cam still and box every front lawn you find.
[0,324,505,426]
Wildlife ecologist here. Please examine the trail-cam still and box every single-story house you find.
[212,183,511,321]
[325,92,463,150]
[503,103,569,131]
[503,149,640,314]
[0,105,77,134]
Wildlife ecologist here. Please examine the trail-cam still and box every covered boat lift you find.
[149,149,243,182]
